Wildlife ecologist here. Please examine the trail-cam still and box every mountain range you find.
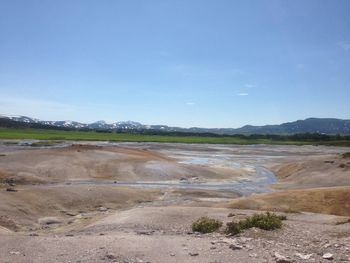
[1,115,350,135]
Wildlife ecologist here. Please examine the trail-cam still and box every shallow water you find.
[3,140,348,196]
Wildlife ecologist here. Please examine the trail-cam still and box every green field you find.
[0,127,349,146]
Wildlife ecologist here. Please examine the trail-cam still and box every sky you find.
[0,0,350,128]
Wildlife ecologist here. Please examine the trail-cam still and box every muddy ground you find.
[0,141,349,262]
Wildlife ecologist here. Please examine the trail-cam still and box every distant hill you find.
[233,118,350,135]
[0,115,349,135]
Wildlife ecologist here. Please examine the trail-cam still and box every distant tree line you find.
[1,117,349,141]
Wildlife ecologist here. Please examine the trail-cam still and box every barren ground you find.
[0,141,349,262]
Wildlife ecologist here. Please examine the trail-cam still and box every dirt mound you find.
[228,186,350,216]
[0,185,159,231]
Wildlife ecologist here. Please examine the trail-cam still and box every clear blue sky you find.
[0,0,349,128]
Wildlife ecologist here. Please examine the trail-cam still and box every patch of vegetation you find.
[30,140,60,146]
[191,217,223,233]
[335,218,350,225]
[0,127,349,146]
[225,221,242,235]
[342,152,350,158]
[339,163,346,168]
[225,212,284,235]
[227,212,235,217]
[282,208,301,214]
[0,154,6,157]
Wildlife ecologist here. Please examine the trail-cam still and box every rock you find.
[170,253,175,256]
[136,230,154,235]
[295,253,313,260]
[229,244,243,250]
[38,217,62,225]
[189,252,199,256]
[323,253,334,260]
[228,212,235,217]
[6,187,17,192]
[29,233,39,236]
[64,211,77,216]
[10,251,20,255]
[274,252,292,263]
[105,253,117,260]
[99,207,108,212]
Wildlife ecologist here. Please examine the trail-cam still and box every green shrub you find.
[225,221,241,235]
[342,152,350,158]
[191,217,223,233]
[225,212,283,235]
[277,214,287,221]
[240,212,283,230]
[335,218,350,225]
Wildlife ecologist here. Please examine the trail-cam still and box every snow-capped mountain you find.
[0,115,146,130]
[1,115,350,135]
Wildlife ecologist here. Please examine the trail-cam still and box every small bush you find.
[191,217,223,233]
[342,152,350,158]
[225,221,241,235]
[277,214,287,221]
[225,212,283,235]
[339,163,346,168]
[335,218,350,225]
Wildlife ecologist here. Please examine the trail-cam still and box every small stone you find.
[189,252,199,256]
[323,253,334,260]
[229,244,243,250]
[10,251,20,255]
[274,252,292,263]
[170,253,175,256]
[105,253,116,260]
[295,253,313,260]
[38,217,62,225]
[99,207,108,212]
[136,230,154,235]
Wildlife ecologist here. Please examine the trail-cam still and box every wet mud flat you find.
[0,140,349,231]
[1,141,350,263]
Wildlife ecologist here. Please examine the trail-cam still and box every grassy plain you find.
[0,127,349,145]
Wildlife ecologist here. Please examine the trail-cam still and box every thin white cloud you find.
[237,93,249,96]
[186,102,195,106]
[338,42,350,51]
[244,84,256,88]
